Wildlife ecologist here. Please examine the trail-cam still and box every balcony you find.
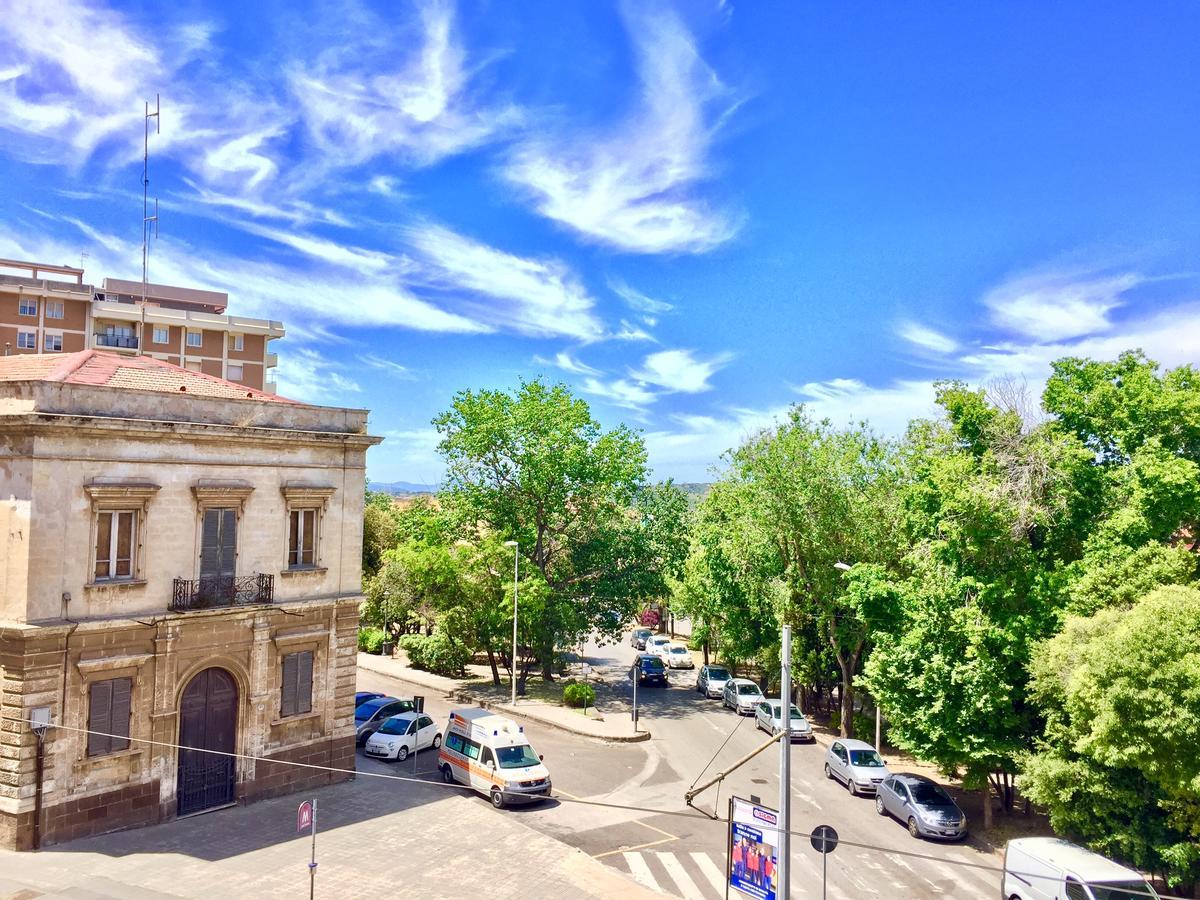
[94,333,139,349]
[170,573,274,612]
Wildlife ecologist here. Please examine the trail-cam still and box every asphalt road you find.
[358,635,1006,899]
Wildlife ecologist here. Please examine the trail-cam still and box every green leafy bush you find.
[402,632,470,677]
[686,634,704,651]
[358,627,385,654]
[563,682,596,708]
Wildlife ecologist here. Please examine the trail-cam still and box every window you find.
[17,332,36,349]
[229,333,244,352]
[153,326,169,344]
[226,363,244,382]
[288,508,318,569]
[1065,879,1090,900]
[462,739,481,761]
[88,678,132,756]
[445,733,465,754]
[480,747,495,767]
[186,331,202,348]
[45,301,65,319]
[18,297,36,316]
[43,333,62,352]
[94,510,137,581]
[280,650,314,717]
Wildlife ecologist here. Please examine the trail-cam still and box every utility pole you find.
[779,624,792,900]
[141,95,160,349]
[504,541,519,705]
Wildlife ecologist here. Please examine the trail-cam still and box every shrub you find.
[402,632,470,678]
[563,682,596,708]
[686,634,704,652]
[638,608,661,627]
[358,627,385,654]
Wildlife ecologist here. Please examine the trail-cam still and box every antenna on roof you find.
[141,94,161,353]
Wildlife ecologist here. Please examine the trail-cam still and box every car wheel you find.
[491,789,505,810]
[432,734,442,749]
[875,796,886,816]
[397,745,409,762]
[441,764,455,784]
[907,817,920,839]
[847,778,857,796]
[824,763,833,781]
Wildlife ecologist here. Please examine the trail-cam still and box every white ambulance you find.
[437,708,552,809]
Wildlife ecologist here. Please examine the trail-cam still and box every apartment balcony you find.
[170,573,274,612]
[92,300,285,339]
[93,333,139,350]
[265,352,278,368]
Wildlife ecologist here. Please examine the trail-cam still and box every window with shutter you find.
[287,508,319,569]
[280,650,314,717]
[201,507,237,578]
[88,678,132,756]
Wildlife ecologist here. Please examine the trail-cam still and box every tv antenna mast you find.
[141,95,160,309]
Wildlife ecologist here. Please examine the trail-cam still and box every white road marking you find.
[692,852,726,895]
[656,852,702,898]
[624,852,661,893]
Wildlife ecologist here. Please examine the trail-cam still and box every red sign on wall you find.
[297,799,313,834]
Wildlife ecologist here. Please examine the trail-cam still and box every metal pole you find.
[309,798,317,900]
[779,624,791,900]
[822,844,827,900]
[875,705,881,751]
[32,732,45,850]
[632,662,638,732]
[511,544,519,707]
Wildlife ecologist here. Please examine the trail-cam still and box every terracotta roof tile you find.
[0,350,297,404]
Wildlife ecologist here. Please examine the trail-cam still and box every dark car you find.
[354,697,415,746]
[355,691,385,709]
[631,653,668,686]
[631,627,653,649]
[876,773,968,840]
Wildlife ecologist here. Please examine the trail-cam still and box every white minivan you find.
[1002,837,1159,900]
[437,708,552,809]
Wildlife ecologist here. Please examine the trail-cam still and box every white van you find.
[436,708,552,809]
[1002,837,1159,900]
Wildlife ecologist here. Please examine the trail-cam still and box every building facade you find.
[0,350,380,850]
[0,259,283,393]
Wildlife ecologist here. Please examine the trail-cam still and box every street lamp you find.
[504,541,519,706]
[833,561,880,750]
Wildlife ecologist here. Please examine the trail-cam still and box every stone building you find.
[0,350,380,849]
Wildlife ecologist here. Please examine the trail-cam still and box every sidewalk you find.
[357,652,650,743]
[0,761,658,900]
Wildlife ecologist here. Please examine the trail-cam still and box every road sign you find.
[297,799,313,833]
[729,796,780,900]
[810,825,838,853]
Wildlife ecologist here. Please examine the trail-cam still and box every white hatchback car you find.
[722,678,765,715]
[665,644,695,669]
[646,635,672,659]
[825,738,890,796]
[364,712,441,762]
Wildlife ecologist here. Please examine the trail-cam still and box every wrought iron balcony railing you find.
[171,573,274,612]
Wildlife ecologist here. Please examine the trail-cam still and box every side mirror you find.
[486,760,495,769]
[539,754,544,762]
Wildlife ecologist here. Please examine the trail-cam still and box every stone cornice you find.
[280,482,337,509]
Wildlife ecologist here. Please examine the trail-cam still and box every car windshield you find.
[1091,883,1158,900]
[355,700,388,720]
[910,782,953,805]
[641,658,664,670]
[849,750,885,767]
[707,668,730,679]
[377,717,414,736]
[496,744,540,769]
[670,647,687,654]
[789,706,805,720]
[738,684,761,695]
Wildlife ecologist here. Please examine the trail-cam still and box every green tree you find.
[1024,586,1200,891]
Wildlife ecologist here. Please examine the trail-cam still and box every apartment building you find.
[0,350,381,849]
[0,259,283,393]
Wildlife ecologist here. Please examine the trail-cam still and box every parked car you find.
[354,697,415,746]
[665,644,695,669]
[631,653,668,686]
[722,678,765,715]
[631,627,653,649]
[1002,837,1160,900]
[754,700,815,742]
[646,635,672,658]
[355,691,385,709]
[824,738,890,795]
[695,664,732,698]
[363,711,441,762]
[875,773,967,839]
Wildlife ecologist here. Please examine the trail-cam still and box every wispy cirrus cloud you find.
[503,6,739,254]
[633,348,733,393]
[983,268,1143,341]
[898,321,958,355]
[359,355,419,380]
[611,278,675,319]
[273,347,363,403]
[534,351,602,377]
[579,376,659,410]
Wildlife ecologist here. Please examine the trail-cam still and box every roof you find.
[834,738,878,749]
[1006,838,1146,883]
[0,350,296,404]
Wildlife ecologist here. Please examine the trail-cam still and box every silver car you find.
[876,773,967,840]
[695,664,731,698]
[631,627,652,649]
[824,738,890,795]
[754,700,815,742]
[722,678,765,715]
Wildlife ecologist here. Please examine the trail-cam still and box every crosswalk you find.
[620,851,726,898]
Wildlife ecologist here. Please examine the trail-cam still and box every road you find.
[358,633,1006,899]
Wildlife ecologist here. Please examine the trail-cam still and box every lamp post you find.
[504,541,519,706]
[833,561,880,749]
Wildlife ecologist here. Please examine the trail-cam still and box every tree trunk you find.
[982,783,993,830]
[540,637,554,681]
[839,671,855,738]
[702,641,710,666]
[486,648,500,686]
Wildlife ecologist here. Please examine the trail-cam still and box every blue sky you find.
[2,1,1198,483]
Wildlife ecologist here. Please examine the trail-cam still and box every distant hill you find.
[675,482,712,498]
[368,481,439,496]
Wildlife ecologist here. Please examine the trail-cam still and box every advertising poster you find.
[729,797,780,900]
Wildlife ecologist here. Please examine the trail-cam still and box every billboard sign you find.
[729,796,780,900]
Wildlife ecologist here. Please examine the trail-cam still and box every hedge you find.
[401,632,470,678]
[358,627,386,654]
[563,682,596,708]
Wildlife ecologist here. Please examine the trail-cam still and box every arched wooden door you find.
[177,668,238,816]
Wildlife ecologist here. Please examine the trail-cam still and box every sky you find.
[1,0,1198,484]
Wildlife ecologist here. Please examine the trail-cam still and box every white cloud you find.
[406,224,604,340]
[534,351,602,377]
[791,378,940,435]
[613,319,657,342]
[898,321,958,355]
[503,7,738,254]
[611,278,675,316]
[273,347,362,404]
[983,269,1142,341]
[579,377,659,410]
[359,354,418,380]
[633,348,733,393]
[373,427,445,484]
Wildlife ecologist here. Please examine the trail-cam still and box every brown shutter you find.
[298,651,313,715]
[219,508,237,576]
[200,509,221,578]
[110,678,132,751]
[281,653,297,717]
[88,681,112,756]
